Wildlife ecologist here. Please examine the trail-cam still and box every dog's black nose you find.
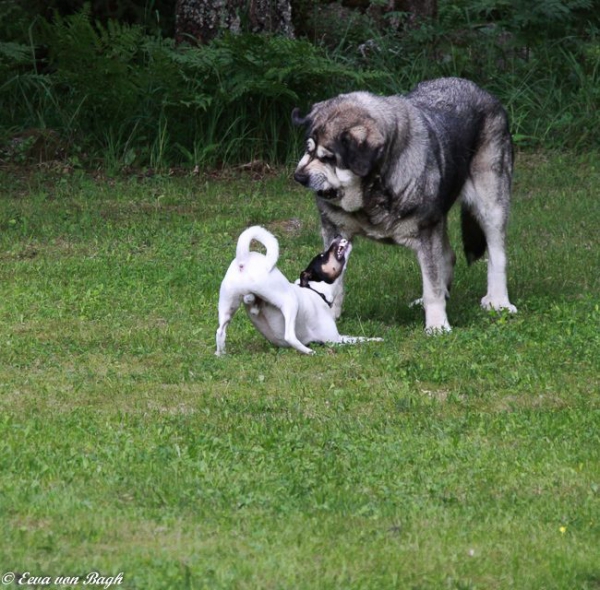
[294,171,309,186]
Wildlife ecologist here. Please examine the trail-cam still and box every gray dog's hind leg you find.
[463,163,517,314]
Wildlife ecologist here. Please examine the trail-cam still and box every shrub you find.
[0,2,598,169]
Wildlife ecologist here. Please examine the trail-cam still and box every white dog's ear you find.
[299,270,311,287]
[341,124,385,177]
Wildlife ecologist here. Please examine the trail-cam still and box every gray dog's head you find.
[292,92,386,208]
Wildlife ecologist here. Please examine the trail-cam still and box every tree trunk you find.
[292,0,437,44]
[397,0,438,25]
[175,0,294,45]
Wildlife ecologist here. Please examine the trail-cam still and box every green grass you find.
[0,152,599,589]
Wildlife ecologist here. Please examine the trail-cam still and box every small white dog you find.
[215,226,381,355]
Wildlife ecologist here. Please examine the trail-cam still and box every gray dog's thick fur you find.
[293,77,517,331]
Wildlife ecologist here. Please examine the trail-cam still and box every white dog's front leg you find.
[330,276,345,320]
[321,225,352,320]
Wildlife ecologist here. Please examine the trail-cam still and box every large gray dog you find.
[293,77,517,332]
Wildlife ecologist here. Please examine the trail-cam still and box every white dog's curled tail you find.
[235,226,279,271]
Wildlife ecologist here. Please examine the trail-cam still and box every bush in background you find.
[0,1,598,170]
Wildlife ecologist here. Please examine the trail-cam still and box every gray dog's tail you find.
[461,205,487,265]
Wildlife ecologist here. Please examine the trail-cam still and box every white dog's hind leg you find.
[280,300,314,355]
[215,321,230,356]
[215,294,242,356]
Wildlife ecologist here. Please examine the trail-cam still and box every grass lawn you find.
[0,152,598,589]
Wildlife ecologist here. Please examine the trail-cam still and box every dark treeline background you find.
[0,0,598,170]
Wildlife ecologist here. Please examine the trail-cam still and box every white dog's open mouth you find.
[329,237,350,262]
[335,239,349,260]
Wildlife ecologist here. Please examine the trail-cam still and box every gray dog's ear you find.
[292,108,310,126]
[340,125,384,177]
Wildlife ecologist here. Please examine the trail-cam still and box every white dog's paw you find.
[296,347,316,355]
[243,294,261,316]
[481,296,517,314]
[409,297,424,308]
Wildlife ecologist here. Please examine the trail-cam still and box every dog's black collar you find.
[302,284,333,307]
